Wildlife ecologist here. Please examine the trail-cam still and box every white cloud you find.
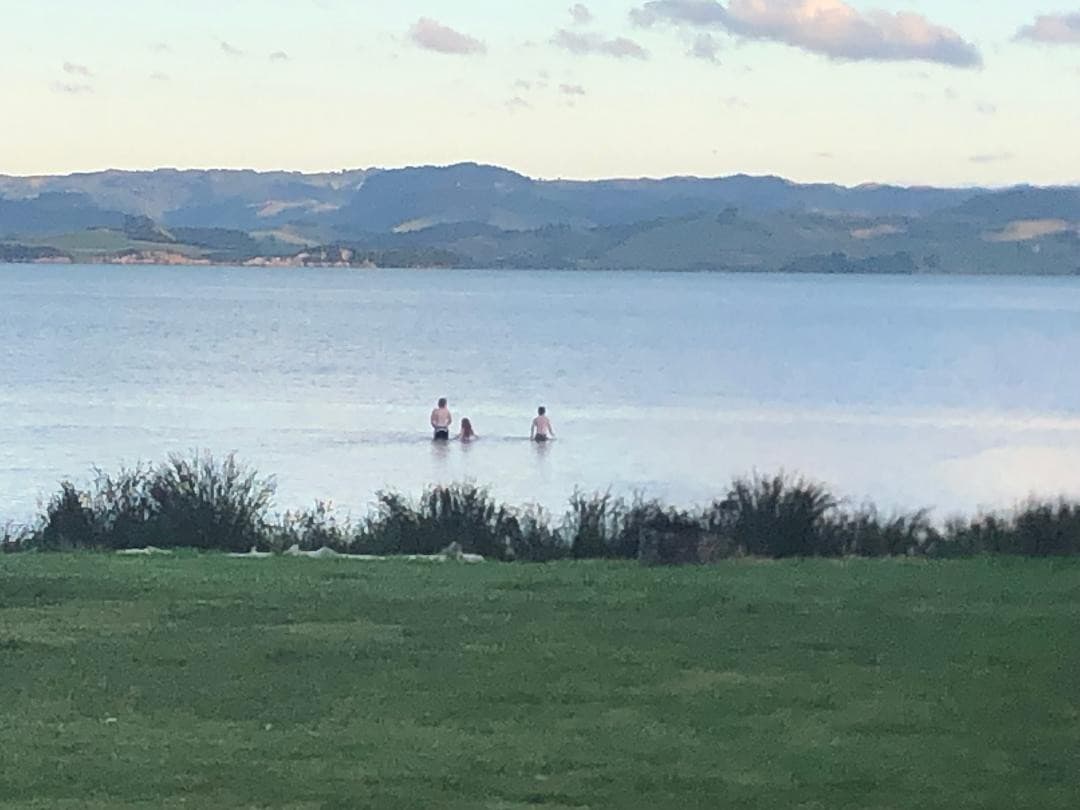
[221,41,244,57]
[51,82,92,95]
[552,29,649,59]
[560,82,587,95]
[1015,12,1080,45]
[62,62,92,77]
[688,32,722,62]
[569,4,594,25]
[969,152,1014,165]
[269,51,290,62]
[936,446,1080,509]
[409,18,487,55]
[631,0,982,68]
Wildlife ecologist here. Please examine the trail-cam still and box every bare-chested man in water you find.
[431,398,452,441]
[530,406,554,442]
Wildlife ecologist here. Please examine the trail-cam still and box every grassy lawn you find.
[0,555,1078,809]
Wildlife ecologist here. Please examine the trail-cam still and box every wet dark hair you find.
[538,406,546,415]
[438,398,447,408]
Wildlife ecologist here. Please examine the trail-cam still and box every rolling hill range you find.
[1,163,1079,274]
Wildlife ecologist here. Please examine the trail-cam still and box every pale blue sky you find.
[1,0,1078,185]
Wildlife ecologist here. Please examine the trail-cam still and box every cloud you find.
[505,96,531,111]
[722,95,748,109]
[409,18,486,55]
[221,41,244,57]
[969,152,1013,164]
[150,42,171,54]
[551,29,649,59]
[976,102,997,116]
[688,32,722,61]
[1015,12,1080,45]
[560,82,587,95]
[570,3,594,25]
[150,71,170,82]
[632,0,726,27]
[62,62,93,77]
[936,445,1080,507]
[51,82,92,95]
[630,0,982,68]
[269,50,290,62]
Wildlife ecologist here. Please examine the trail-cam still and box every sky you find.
[1,0,1079,186]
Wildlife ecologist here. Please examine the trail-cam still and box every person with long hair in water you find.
[457,417,478,442]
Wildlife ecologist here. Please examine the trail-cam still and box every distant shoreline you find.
[3,257,1080,277]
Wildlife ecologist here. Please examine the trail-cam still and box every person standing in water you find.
[530,406,554,442]
[431,398,452,441]
[457,418,478,442]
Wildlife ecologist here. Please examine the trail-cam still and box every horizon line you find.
[2,161,1075,192]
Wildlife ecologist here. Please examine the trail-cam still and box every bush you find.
[32,453,275,552]
[276,501,356,553]
[2,521,34,553]
[562,491,629,560]
[1010,500,1080,556]
[142,453,275,552]
[710,474,839,558]
[88,464,158,549]
[631,500,704,566]
[944,501,1080,557]
[509,506,569,562]
[39,482,99,550]
[12,456,1080,560]
[358,484,519,560]
[829,506,939,558]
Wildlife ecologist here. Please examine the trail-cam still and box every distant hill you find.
[0,192,127,236]
[1,163,1078,274]
[1,163,981,234]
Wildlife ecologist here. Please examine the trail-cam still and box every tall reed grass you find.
[7,457,1080,563]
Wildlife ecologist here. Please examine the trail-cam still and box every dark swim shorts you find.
[433,429,450,441]
[533,435,549,442]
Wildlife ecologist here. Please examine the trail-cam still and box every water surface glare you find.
[3,264,1080,521]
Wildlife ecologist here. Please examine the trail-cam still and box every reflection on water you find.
[531,438,553,459]
[2,264,1080,520]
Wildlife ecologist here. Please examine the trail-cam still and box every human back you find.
[531,406,554,441]
[431,397,452,440]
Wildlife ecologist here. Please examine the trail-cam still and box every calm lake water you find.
[2,263,1080,523]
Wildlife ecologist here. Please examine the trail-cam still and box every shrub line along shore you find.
[4,452,1079,561]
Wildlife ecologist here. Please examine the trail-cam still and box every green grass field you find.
[1,555,1077,809]
[23,230,207,258]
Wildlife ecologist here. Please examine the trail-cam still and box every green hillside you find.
[1,165,1079,273]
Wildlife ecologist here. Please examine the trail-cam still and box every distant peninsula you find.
[2,163,1079,274]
